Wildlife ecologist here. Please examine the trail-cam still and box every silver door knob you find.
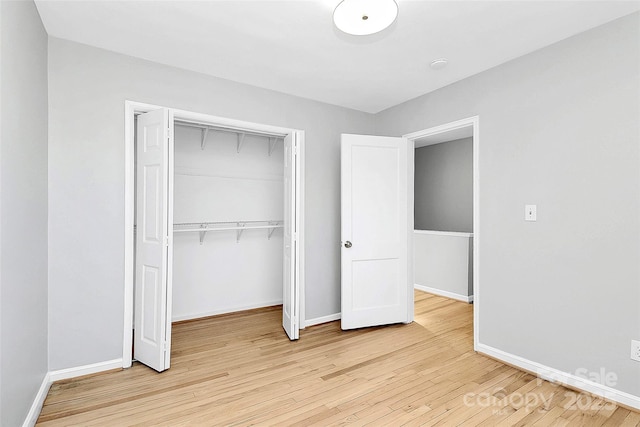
[344,241,352,248]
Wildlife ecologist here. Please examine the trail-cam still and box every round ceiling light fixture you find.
[430,58,449,70]
[333,0,399,36]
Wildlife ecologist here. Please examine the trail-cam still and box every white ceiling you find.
[34,0,640,113]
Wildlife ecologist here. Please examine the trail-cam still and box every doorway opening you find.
[404,117,480,349]
[123,101,305,371]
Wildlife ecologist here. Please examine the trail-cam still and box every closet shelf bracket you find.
[200,127,209,150]
[199,224,207,245]
[236,222,245,243]
[268,222,278,239]
[237,133,246,153]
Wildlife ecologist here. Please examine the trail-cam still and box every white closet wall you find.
[172,124,284,321]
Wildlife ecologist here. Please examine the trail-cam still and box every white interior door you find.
[282,133,299,340]
[341,134,412,330]
[134,108,174,371]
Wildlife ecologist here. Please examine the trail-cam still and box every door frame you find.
[123,100,306,368]
[403,116,480,350]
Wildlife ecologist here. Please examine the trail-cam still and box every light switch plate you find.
[525,205,537,221]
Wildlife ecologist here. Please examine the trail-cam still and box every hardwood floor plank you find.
[36,290,638,426]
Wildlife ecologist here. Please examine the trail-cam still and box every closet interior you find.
[134,116,286,326]
[130,106,300,373]
[172,120,286,320]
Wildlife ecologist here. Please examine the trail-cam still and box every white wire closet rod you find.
[173,220,283,244]
[174,120,285,154]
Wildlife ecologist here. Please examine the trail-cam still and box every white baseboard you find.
[305,312,341,327]
[172,300,283,322]
[49,358,123,383]
[415,284,473,303]
[133,301,285,328]
[24,359,123,426]
[22,372,51,427]
[477,343,640,411]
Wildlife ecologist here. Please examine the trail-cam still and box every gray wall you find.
[415,137,473,232]
[0,1,49,425]
[47,37,374,370]
[376,13,640,397]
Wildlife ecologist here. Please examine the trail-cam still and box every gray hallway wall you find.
[414,137,473,232]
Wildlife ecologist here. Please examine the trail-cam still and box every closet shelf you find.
[175,120,285,155]
[173,220,283,244]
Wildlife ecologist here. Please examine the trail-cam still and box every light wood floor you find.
[38,291,639,426]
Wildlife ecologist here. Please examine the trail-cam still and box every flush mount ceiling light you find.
[430,58,449,70]
[333,0,399,36]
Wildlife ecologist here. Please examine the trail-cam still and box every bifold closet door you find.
[282,132,300,340]
[134,108,174,372]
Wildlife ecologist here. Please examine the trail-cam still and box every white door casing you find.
[283,132,299,340]
[341,134,411,330]
[134,108,174,372]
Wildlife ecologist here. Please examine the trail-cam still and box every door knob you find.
[344,241,352,248]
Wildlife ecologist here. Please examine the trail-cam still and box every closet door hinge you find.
[164,236,171,247]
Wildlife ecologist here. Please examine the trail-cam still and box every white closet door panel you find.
[135,108,173,372]
[282,133,299,340]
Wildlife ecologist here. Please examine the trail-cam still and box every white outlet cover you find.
[525,204,537,221]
